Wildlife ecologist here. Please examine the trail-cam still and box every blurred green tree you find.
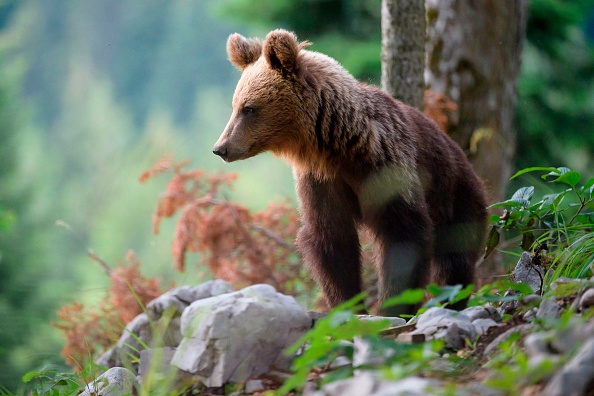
[218,0,382,83]
[0,48,63,391]
[516,0,594,174]
[219,0,594,175]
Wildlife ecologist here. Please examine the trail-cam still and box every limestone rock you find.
[138,347,177,379]
[484,324,533,355]
[579,288,594,310]
[172,284,311,387]
[317,372,441,396]
[407,307,500,350]
[79,367,138,396]
[542,338,594,396]
[536,297,562,320]
[114,313,151,367]
[244,379,265,394]
[146,280,232,321]
[513,251,547,293]
[356,314,406,327]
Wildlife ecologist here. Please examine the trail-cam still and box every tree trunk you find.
[425,0,529,278]
[381,0,425,109]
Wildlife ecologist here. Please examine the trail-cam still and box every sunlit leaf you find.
[553,170,580,187]
[510,186,534,207]
[511,167,559,179]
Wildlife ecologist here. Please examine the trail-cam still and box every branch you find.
[87,249,112,276]
[251,224,298,252]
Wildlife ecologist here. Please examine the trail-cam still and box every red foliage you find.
[53,302,121,368]
[109,251,162,323]
[52,251,164,368]
[424,89,458,134]
[141,158,314,295]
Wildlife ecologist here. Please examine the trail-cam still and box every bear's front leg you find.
[295,173,363,309]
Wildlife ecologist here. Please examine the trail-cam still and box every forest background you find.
[0,0,593,392]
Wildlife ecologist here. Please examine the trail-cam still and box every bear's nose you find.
[213,145,228,160]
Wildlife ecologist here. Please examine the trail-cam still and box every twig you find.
[251,224,298,252]
[87,249,112,276]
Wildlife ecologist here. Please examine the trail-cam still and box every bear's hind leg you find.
[433,177,487,310]
[372,197,434,317]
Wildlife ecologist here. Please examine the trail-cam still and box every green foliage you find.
[0,207,15,232]
[278,294,389,394]
[217,0,382,83]
[279,287,468,394]
[517,0,594,173]
[423,284,474,309]
[483,331,558,394]
[21,368,82,396]
[488,167,594,289]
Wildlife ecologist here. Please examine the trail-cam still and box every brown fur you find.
[214,29,488,315]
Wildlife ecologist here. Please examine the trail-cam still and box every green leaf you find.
[502,280,534,295]
[484,226,500,258]
[582,177,594,195]
[22,371,40,383]
[553,170,581,187]
[489,199,523,209]
[511,167,559,179]
[424,284,465,307]
[382,289,425,308]
[510,186,534,207]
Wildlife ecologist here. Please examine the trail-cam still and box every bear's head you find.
[213,29,313,163]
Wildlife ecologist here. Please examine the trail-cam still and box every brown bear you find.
[213,29,488,315]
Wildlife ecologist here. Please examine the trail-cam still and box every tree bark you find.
[425,0,529,277]
[381,0,425,109]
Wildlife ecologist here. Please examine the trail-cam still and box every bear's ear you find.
[227,33,262,70]
[263,29,308,75]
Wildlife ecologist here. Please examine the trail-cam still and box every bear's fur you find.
[213,29,488,315]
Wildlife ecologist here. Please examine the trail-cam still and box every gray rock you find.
[79,367,138,396]
[550,277,588,291]
[513,251,547,293]
[580,288,594,309]
[521,294,543,306]
[523,307,538,322]
[319,372,441,396]
[138,347,177,379]
[484,324,533,355]
[172,284,311,387]
[463,306,501,322]
[498,289,518,315]
[96,347,116,369]
[536,297,562,319]
[146,280,233,321]
[542,337,594,396]
[524,331,554,357]
[244,379,265,394]
[353,337,396,368]
[472,318,499,336]
[356,314,406,327]
[409,307,477,350]
[329,356,352,370]
[114,313,152,368]
[458,382,506,396]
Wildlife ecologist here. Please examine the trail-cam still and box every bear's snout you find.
[212,144,229,162]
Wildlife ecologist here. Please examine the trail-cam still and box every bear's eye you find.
[241,106,256,115]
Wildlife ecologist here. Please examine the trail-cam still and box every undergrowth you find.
[10,166,592,395]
